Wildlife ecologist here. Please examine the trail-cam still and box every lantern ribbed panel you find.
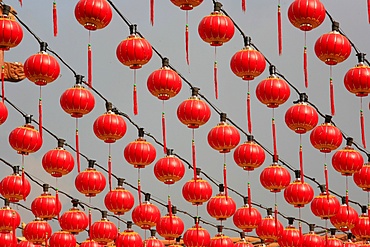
[182,178,213,205]
[131,202,161,229]
[0,173,31,202]
[0,17,23,50]
[230,47,266,81]
[49,231,77,247]
[42,148,74,178]
[90,219,118,245]
[177,96,211,128]
[287,0,326,31]
[0,101,8,125]
[232,206,262,232]
[115,229,142,247]
[59,208,88,234]
[330,204,359,231]
[24,52,60,86]
[23,220,52,245]
[183,225,211,247]
[157,215,185,240]
[9,125,42,155]
[104,187,134,215]
[74,0,112,30]
[285,102,319,134]
[60,85,95,118]
[310,193,340,219]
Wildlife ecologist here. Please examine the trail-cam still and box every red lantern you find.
[208,113,240,153]
[230,36,266,81]
[209,226,233,247]
[260,161,291,193]
[144,230,164,247]
[0,101,8,125]
[0,199,20,233]
[283,170,314,207]
[177,87,211,129]
[332,137,364,176]
[31,184,61,220]
[233,197,262,232]
[182,168,213,205]
[24,42,60,86]
[256,65,290,108]
[115,221,142,247]
[124,128,156,169]
[183,218,211,247]
[74,0,112,31]
[49,231,76,247]
[60,75,95,118]
[330,197,359,231]
[104,178,134,215]
[17,240,36,247]
[79,239,101,247]
[147,57,182,101]
[285,94,319,134]
[0,6,23,51]
[351,206,370,241]
[344,53,370,97]
[310,185,340,219]
[234,233,254,247]
[354,161,370,192]
[287,0,326,31]
[23,219,52,245]
[310,115,342,153]
[131,193,161,230]
[315,21,351,66]
[59,199,88,234]
[0,166,31,203]
[171,0,203,10]
[0,232,14,247]
[326,229,343,247]
[93,102,126,143]
[277,218,302,247]
[157,206,184,240]
[256,208,284,243]
[207,184,236,221]
[90,211,118,245]
[233,135,265,171]
[302,224,324,247]
[154,149,185,185]
[42,139,74,178]
[75,160,106,197]
[9,115,42,155]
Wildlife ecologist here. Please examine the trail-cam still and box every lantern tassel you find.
[192,139,197,180]
[277,4,282,55]
[39,97,43,138]
[45,232,48,247]
[19,0,22,7]
[330,77,335,116]
[223,163,228,198]
[88,44,92,88]
[56,189,60,219]
[1,66,4,102]
[185,24,189,65]
[242,0,246,12]
[12,213,16,247]
[133,84,138,115]
[162,112,167,154]
[360,110,367,149]
[274,205,278,235]
[88,209,92,239]
[108,154,112,191]
[247,182,251,214]
[368,0,370,23]
[138,179,142,204]
[214,61,218,99]
[272,118,278,160]
[53,2,58,37]
[22,166,26,201]
[150,0,154,26]
[304,46,308,88]
[247,92,252,134]
[299,145,304,182]
[324,164,329,200]
[76,127,81,173]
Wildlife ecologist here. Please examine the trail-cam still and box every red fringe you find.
[324,165,329,200]
[272,118,278,160]
[150,0,154,26]
[133,84,138,115]
[192,139,197,180]
[330,78,335,116]
[76,128,80,173]
[247,92,252,134]
[88,209,92,239]
[108,156,112,191]
[56,189,60,219]
[22,167,26,201]
[368,0,370,23]
[1,66,4,102]
[168,197,173,217]
[138,179,142,204]
[39,98,42,138]
[185,24,189,65]
[274,206,278,234]
[12,214,16,246]
[242,0,246,12]
[53,2,57,37]
[299,145,304,182]
[162,112,167,154]
[214,61,218,99]
[88,44,92,88]
[45,232,48,247]
[360,110,367,149]
[304,46,308,88]
[277,5,282,55]
[247,183,251,213]
[223,164,227,198]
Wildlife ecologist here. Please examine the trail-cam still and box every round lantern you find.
[206,184,236,221]
[31,184,61,220]
[0,6,23,51]
[343,233,357,247]
[198,2,234,46]
[310,185,340,219]
[24,42,60,86]
[284,93,319,134]
[131,193,161,229]
[0,232,14,247]
[124,128,156,169]
[79,239,100,247]
[9,115,42,155]
[0,166,31,202]
[256,208,284,243]
[49,231,76,247]
[302,224,324,247]
[277,218,302,247]
[283,170,314,207]
[144,230,164,247]
[17,240,36,247]
[332,137,364,176]
[182,168,213,205]
[104,178,134,215]
[0,199,20,233]
[177,87,211,129]
[310,115,343,153]
[171,0,203,10]
[74,0,112,31]
[23,218,52,245]
[260,159,291,193]
[234,233,254,247]
[115,221,142,247]
[315,21,351,66]
[255,65,290,108]
[351,205,370,241]
[326,229,343,247]
[42,139,74,178]
[154,149,185,185]
[93,102,126,143]
[0,101,8,125]
[354,160,370,192]
[147,57,182,101]
[75,160,106,197]
[330,197,359,231]
[116,24,153,69]
[208,113,240,153]
[344,53,370,97]
[209,226,233,247]
[90,211,118,245]
[183,217,211,247]
[156,206,184,240]
[287,0,326,31]
[230,36,266,81]
[232,197,262,232]
[233,135,265,171]
[60,75,95,118]
[59,199,88,234]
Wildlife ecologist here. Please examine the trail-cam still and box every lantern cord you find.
[247,82,252,134]
[1,66,4,102]
[133,70,138,115]
[88,44,92,88]
[223,161,228,198]
[192,138,197,180]
[150,0,154,26]
[329,67,335,116]
[277,3,282,56]
[360,108,367,149]
[162,111,167,154]
[304,46,308,88]
[324,163,329,200]
[76,119,80,173]
[108,144,112,192]
[242,0,246,12]
[39,87,43,138]
[53,2,57,37]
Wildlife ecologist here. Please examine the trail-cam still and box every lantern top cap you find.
[287,217,295,225]
[71,199,79,207]
[166,149,174,156]
[294,170,300,179]
[218,183,225,193]
[138,128,145,138]
[346,137,353,146]
[162,57,170,67]
[361,205,367,214]
[42,184,50,192]
[150,229,156,237]
[3,199,9,207]
[347,232,353,240]
[220,112,227,122]
[330,228,336,236]
[101,210,108,219]
[193,216,201,224]
[324,115,332,123]
[239,231,245,239]
[127,221,132,229]
[332,21,340,32]
[75,75,84,85]
[297,93,308,103]
[144,193,151,202]
[217,225,223,233]
[57,138,65,148]
[2,5,10,16]
[213,2,223,12]
[117,178,125,187]
[308,224,315,232]
[318,184,326,193]
[191,87,200,97]
[269,65,277,77]
[88,159,96,168]
[196,167,201,176]
[39,42,48,52]
[357,53,366,64]
[243,36,251,47]
[12,165,20,175]
[25,115,33,125]
[105,102,113,112]
[129,24,137,35]
[243,196,248,205]
[175,236,181,243]
[266,208,273,216]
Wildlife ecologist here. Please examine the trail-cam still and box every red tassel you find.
[19,0,22,7]
[22,166,26,201]
[12,213,16,246]
[304,46,308,88]
[53,2,58,37]
[360,110,367,149]
[330,77,335,116]
[192,139,197,179]
[39,97,42,138]
[223,163,228,198]
[162,112,167,154]
[368,0,370,23]
[133,84,138,115]
[76,128,80,173]
[242,0,246,12]
[277,4,282,55]
[324,164,329,200]
[45,232,48,247]
[88,209,92,239]
[56,189,60,219]
[108,155,112,191]
[299,145,304,182]
[1,66,4,102]
[138,179,142,204]
[247,182,251,213]
[168,196,173,218]
[274,206,278,235]
[272,118,278,160]
[247,92,252,134]
[185,24,189,65]
[214,61,218,99]
[150,0,154,26]
[88,44,92,88]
